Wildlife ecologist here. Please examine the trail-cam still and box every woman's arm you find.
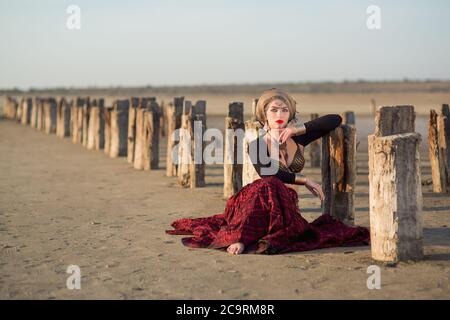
[292,114,342,146]
[247,138,309,185]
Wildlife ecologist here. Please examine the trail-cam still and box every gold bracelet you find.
[294,174,309,185]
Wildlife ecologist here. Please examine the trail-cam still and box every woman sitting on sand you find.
[166,88,370,255]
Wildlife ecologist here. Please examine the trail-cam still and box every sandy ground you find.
[0,115,449,300]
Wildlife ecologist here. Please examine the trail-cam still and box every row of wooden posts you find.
[2,96,450,263]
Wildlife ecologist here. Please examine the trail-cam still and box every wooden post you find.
[242,99,263,187]
[143,100,161,170]
[342,111,355,126]
[441,104,450,173]
[21,98,32,126]
[189,100,206,188]
[30,97,39,128]
[109,99,129,158]
[2,96,18,120]
[71,98,87,144]
[103,106,113,155]
[81,98,91,147]
[56,98,71,137]
[428,110,449,193]
[159,100,166,138]
[375,105,415,137]
[133,100,146,170]
[368,105,423,262]
[178,101,193,187]
[368,133,423,262]
[224,102,244,198]
[43,98,57,134]
[309,113,321,167]
[127,97,140,164]
[36,98,44,131]
[87,98,105,150]
[166,97,184,177]
[321,124,356,225]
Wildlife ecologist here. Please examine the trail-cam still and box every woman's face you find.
[265,99,290,129]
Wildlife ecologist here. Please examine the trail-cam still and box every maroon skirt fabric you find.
[165,176,370,254]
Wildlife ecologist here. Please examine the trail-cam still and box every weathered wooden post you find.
[81,98,91,147]
[177,100,206,188]
[30,97,39,128]
[20,98,32,126]
[309,113,321,167]
[190,100,206,188]
[87,98,105,150]
[428,109,449,193]
[133,99,146,170]
[368,105,423,262]
[243,99,262,187]
[16,98,23,123]
[43,98,57,134]
[224,102,244,198]
[143,100,161,170]
[71,97,87,144]
[441,104,450,173]
[127,97,140,164]
[2,96,18,120]
[103,106,113,155]
[109,99,129,158]
[56,98,71,138]
[342,111,355,126]
[36,98,44,131]
[321,124,356,225]
[178,101,192,187]
[159,100,166,138]
[166,97,184,177]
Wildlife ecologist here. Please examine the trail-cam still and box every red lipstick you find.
[275,120,284,124]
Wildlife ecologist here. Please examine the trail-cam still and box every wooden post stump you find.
[87,98,105,150]
[224,102,244,198]
[109,99,129,158]
[43,98,57,134]
[309,113,321,167]
[21,98,32,126]
[2,97,18,120]
[36,98,44,131]
[127,97,140,164]
[189,100,206,188]
[428,109,449,193]
[30,98,39,128]
[441,104,450,173]
[166,97,184,177]
[143,100,161,170]
[71,97,87,144]
[178,101,193,187]
[342,111,355,126]
[368,105,423,262]
[177,100,206,188]
[322,124,356,225]
[375,105,415,136]
[56,98,71,138]
[103,106,113,155]
[368,133,423,262]
[82,98,91,147]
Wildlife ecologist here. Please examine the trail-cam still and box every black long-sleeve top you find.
[248,114,342,184]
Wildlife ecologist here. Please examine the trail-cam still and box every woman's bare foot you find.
[227,242,245,255]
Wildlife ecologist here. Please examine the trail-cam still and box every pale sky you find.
[1,0,449,89]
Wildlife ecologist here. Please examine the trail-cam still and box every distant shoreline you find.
[2,80,450,96]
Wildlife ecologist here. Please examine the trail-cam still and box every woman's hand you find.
[305,179,325,202]
[277,127,297,144]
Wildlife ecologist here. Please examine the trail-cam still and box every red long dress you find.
[165,114,370,254]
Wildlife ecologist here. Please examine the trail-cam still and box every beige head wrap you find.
[255,88,297,125]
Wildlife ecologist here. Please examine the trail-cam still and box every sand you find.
[0,115,449,300]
